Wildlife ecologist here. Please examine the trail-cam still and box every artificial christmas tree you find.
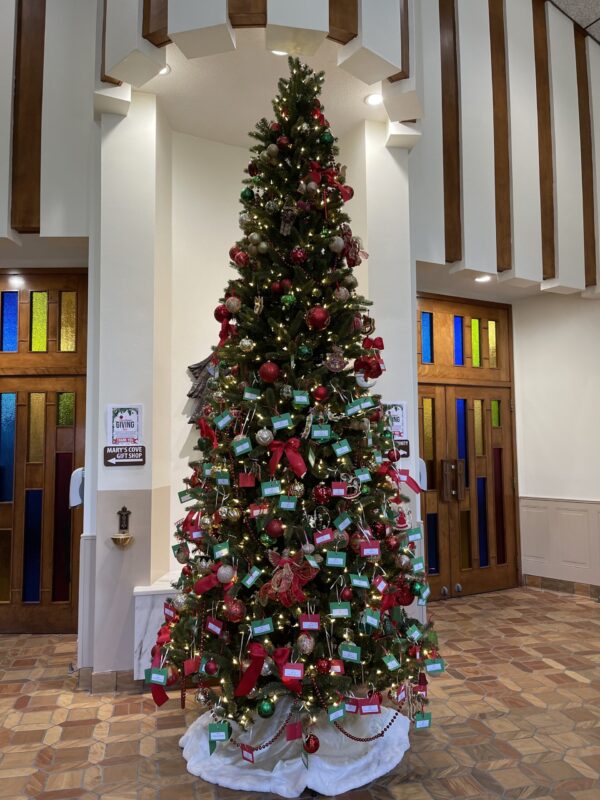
[149,58,442,795]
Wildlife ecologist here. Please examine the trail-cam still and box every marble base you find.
[133,570,180,680]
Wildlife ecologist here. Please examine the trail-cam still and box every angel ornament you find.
[258,550,318,607]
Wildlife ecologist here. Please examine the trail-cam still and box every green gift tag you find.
[332,439,352,456]
[232,437,252,456]
[406,527,422,542]
[345,399,362,416]
[202,463,213,477]
[311,424,331,440]
[412,557,425,573]
[406,624,422,642]
[243,387,261,401]
[271,413,293,430]
[350,573,370,589]
[420,585,431,601]
[292,390,310,406]
[242,566,261,588]
[425,658,445,674]
[333,512,351,532]
[325,550,347,568]
[329,601,351,618]
[305,554,320,569]
[261,480,282,497]
[251,617,274,636]
[149,667,168,685]
[383,653,401,671]
[215,470,230,486]
[373,450,383,464]
[278,495,298,511]
[414,712,432,729]
[213,541,230,559]
[328,704,345,723]
[354,468,371,483]
[208,721,231,754]
[178,489,193,504]
[366,433,373,446]
[339,643,361,662]
[144,668,152,684]
[361,396,375,409]
[363,608,381,628]
[214,410,233,430]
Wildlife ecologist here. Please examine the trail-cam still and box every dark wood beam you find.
[229,0,267,28]
[143,0,170,47]
[328,0,358,45]
[388,0,410,82]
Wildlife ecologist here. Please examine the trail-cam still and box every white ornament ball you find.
[249,232,261,245]
[256,427,274,446]
[297,633,315,655]
[225,296,242,314]
[216,564,235,583]
[329,236,345,254]
[266,144,279,159]
[306,181,319,196]
[356,372,377,389]
[302,542,315,554]
[334,286,350,302]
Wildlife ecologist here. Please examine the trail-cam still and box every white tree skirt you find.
[180,698,410,798]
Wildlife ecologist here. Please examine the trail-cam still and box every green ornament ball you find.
[297,344,313,360]
[321,131,335,145]
[413,581,424,595]
[281,293,296,307]
[361,484,370,495]
[241,187,254,202]
[197,436,211,451]
[311,288,322,298]
[257,698,275,718]
[260,533,275,547]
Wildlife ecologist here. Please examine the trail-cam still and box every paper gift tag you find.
[350,573,370,589]
[243,387,261,401]
[344,698,358,714]
[251,617,274,636]
[359,697,381,715]
[149,668,168,685]
[278,495,298,511]
[361,396,375,409]
[178,490,193,504]
[326,550,347,568]
[239,471,256,488]
[271,413,293,430]
[363,608,381,629]
[282,662,304,679]
[354,468,371,483]
[420,585,431,601]
[406,624,422,641]
[331,481,347,497]
[249,502,269,517]
[383,653,401,671]
[373,450,383,464]
[425,658,445,674]
[242,565,261,588]
[241,744,255,763]
[183,656,201,676]
[202,463,213,477]
[304,554,320,569]
[214,410,233,430]
[144,668,152,684]
[212,541,230,559]
[205,616,224,636]
[292,390,309,406]
[261,480,282,497]
[286,720,303,741]
[332,439,352,456]
[232,437,252,456]
[330,659,344,675]
[345,399,362,416]
[406,527,422,542]
[329,601,351,618]
[163,602,177,620]
[396,684,407,702]
[299,613,320,631]
[373,575,388,593]
[414,712,432,729]
[215,470,230,486]
[360,540,380,558]
[311,424,331,440]
[328,704,345,723]
[339,643,361,662]
[189,528,204,541]
[208,722,231,742]
[333,513,351,531]
[412,557,425,573]
[314,528,335,546]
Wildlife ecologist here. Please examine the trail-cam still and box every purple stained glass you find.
[22,489,43,602]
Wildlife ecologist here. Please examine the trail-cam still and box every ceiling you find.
[551,0,600,41]
[143,28,387,148]
[416,262,543,305]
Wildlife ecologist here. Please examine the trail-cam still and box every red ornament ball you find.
[369,409,382,423]
[372,521,387,539]
[214,304,230,322]
[304,734,320,754]
[290,246,308,264]
[385,535,401,552]
[280,278,293,292]
[247,161,259,177]
[224,597,246,624]
[306,306,330,331]
[269,121,281,132]
[258,361,280,383]
[229,245,240,260]
[234,251,249,268]
[395,581,414,606]
[204,659,219,676]
[270,280,282,294]
[265,519,285,538]
[340,586,353,601]
[276,135,290,148]
[181,564,192,576]
[312,385,329,401]
[387,449,402,463]
[316,658,331,675]
[349,532,363,554]
[312,482,332,505]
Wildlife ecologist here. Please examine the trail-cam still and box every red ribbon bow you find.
[234,644,301,697]
[363,336,384,350]
[354,355,383,379]
[381,583,414,610]
[376,462,401,487]
[218,319,237,347]
[193,562,235,596]
[268,437,307,478]
[197,418,218,449]
[306,161,354,203]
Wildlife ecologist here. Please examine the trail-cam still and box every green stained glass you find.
[30,292,48,352]
[471,318,481,367]
[59,292,77,352]
[491,400,501,428]
[57,393,75,427]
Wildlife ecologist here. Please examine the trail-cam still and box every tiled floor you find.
[1,587,600,799]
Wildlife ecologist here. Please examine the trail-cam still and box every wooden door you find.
[0,273,86,632]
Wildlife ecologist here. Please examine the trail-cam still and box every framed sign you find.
[107,405,143,446]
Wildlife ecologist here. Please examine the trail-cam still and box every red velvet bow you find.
[218,319,237,347]
[198,418,218,449]
[354,355,383,379]
[363,336,384,350]
[381,584,414,610]
[234,644,301,697]
[182,510,200,535]
[306,161,354,203]
[193,562,235,595]
[258,551,318,608]
[376,462,401,487]
[268,437,307,478]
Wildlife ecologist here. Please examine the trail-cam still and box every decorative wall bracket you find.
[112,506,134,548]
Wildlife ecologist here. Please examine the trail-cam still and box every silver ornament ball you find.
[297,633,315,655]
[334,286,350,302]
[225,296,242,314]
[256,427,274,446]
[249,232,261,245]
[329,236,345,254]
[217,564,235,583]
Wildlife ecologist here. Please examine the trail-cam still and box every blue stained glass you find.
[421,311,433,364]
[426,513,439,575]
[456,398,469,487]
[1,292,18,352]
[454,315,464,366]
[22,489,43,602]
[477,477,489,568]
[0,393,16,502]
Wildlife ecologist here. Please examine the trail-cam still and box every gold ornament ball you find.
[289,480,305,497]
[200,515,212,529]
[225,296,242,314]
[239,337,255,353]
[227,507,242,522]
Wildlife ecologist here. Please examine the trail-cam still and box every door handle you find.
[441,459,455,502]
[456,459,466,501]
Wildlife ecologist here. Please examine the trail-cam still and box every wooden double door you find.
[417,296,518,598]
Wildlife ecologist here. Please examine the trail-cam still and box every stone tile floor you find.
[1,587,600,799]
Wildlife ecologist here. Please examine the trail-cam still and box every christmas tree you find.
[149,58,441,758]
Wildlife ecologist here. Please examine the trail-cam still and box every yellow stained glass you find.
[423,398,435,462]
[488,320,497,368]
[30,292,48,352]
[59,292,77,352]
[471,318,481,367]
[28,393,45,462]
[474,399,484,456]
[0,529,10,602]
[491,400,501,428]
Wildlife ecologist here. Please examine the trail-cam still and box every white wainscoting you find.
[520,497,600,586]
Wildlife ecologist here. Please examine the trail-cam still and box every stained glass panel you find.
[488,320,497,368]
[474,399,484,456]
[421,311,433,364]
[491,399,501,428]
[426,513,439,575]
[28,393,45,463]
[30,291,48,352]
[0,393,16,502]
[1,292,18,352]
[453,315,464,365]
[477,477,489,567]
[22,489,43,602]
[59,292,77,352]
[471,318,481,367]
[57,393,75,427]
[456,398,469,487]
[0,530,10,602]
[52,452,73,602]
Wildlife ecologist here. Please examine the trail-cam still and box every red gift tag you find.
[183,655,201,676]
[314,528,335,546]
[344,697,358,714]
[299,613,320,631]
[205,616,224,636]
[249,502,269,517]
[358,697,381,715]
[241,744,255,763]
[286,721,303,741]
[239,472,256,488]
[189,529,204,541]
[283,662,304,679]
[373,575,388,593]
[163,603,177,620]
[360,540,381,558]
[330,659,344,675]
[331,482,347,497]
[396,685,407,702]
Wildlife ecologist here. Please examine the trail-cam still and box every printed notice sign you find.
[107,405,142,446]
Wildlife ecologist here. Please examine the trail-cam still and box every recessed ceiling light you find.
[158,64,171,76]
[8,276,24,288]
[271,50,288,56]
[364,93,383,106]
[475,275,492,283]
